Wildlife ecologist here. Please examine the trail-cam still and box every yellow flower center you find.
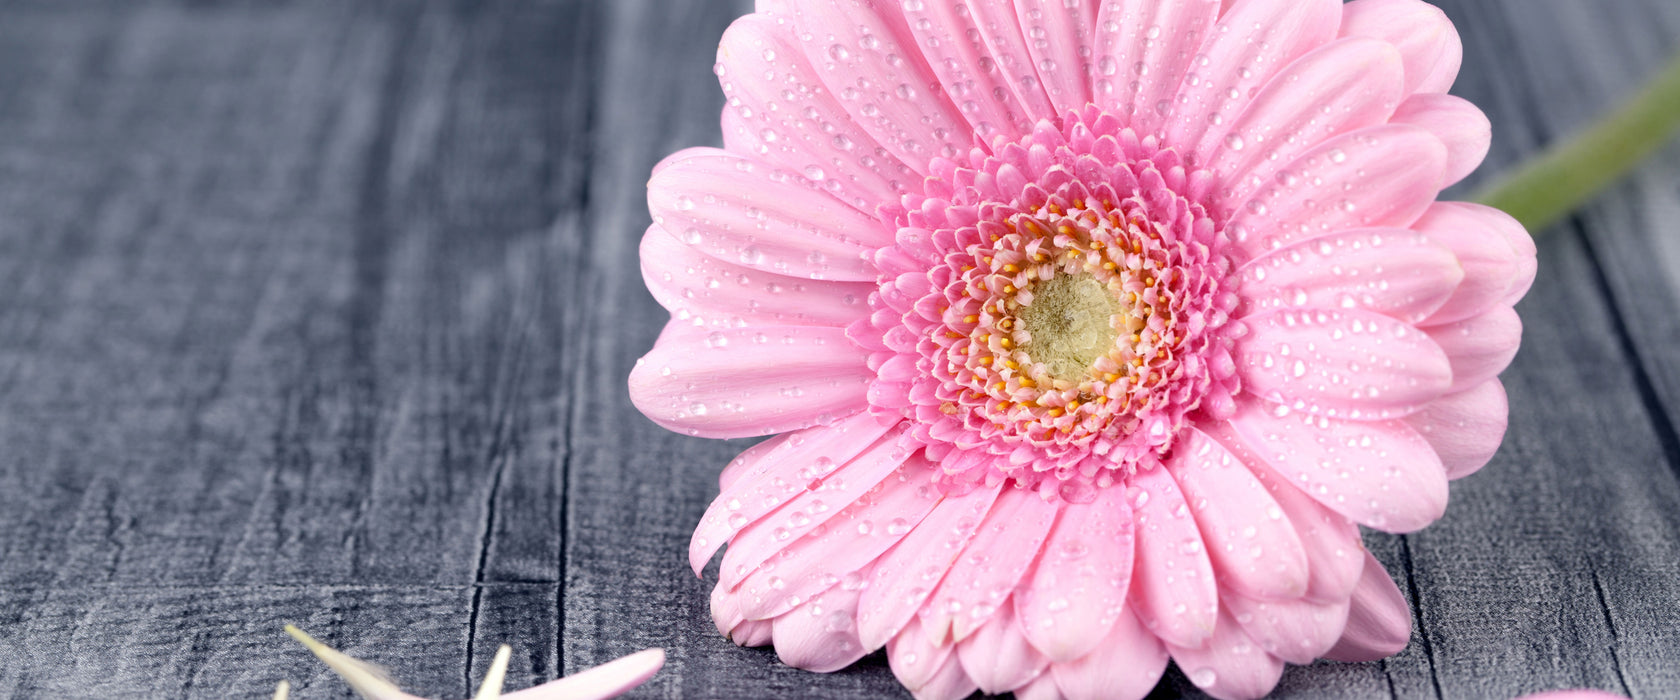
[1017,273,1122,382]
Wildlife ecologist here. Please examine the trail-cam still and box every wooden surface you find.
[0,1,1676,698]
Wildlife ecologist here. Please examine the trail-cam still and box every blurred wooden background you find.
[0,1,1676,697]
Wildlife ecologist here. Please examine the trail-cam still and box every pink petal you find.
[1014,485,1135,663]
[691,412,899,573]
[712,579,747,639]
[1404,379,1509,480]
[647,148,885,281]
[1324,551,1412,662]
[901,0,1033,142]
[922,487,1060,645]
[1168,427,1310,601]
[1163,0,1344,165]
[716,15,911,212]
[1224,593,1351,664]
[734,619,774,647]
[1338,0,1461,95]
[1014,672,1066,700]
[1413,202,1533,325]
[723,586,777,647]
[629,323,873,439]
[911,653,980,700]
[788,0,974,166]
[888,616,956,692]
[718,434,780,493]
[1202,421,1366,602]
[734,456,944,621]
[1264,482,1364,603]
[1012,0,1098,116]
[1212,38,1406,207]
[1048,610,1170,700]
[966,2,1057,122]
[1092,0,1222,135]
[1237,308,1453,420]
[771,584,869,672]
[719,101,761,155]
[1128,466,1219,649]
[1167,610,1286,700]
[724,434,914,595]
[1425,306,1523,393]
[1500,220,1539,307]
[954,600,1050,694]
[1412,15,1462,94]
[1390,93,1491,189]
[650,143,713,176]
[1237,228,1462,326]
[858,484,1004,650]
[640,226,872,329]
[1227,124,1447,259]
[1228,398,1449,533]
[501,649,666,700]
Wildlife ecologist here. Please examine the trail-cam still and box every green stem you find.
[1475,49,1680,233]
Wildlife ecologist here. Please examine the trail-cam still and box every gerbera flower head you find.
[870,105,1243,502]
[631,1,1535,698]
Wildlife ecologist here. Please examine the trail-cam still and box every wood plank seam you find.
[1396,535,1445,700]
[553,8,609,675]
[1590,569,1634,696]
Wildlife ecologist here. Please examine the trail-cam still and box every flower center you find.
[865,108,1244,500]
[1017,273,1120,382]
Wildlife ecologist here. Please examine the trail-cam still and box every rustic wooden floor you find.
[0,1,1676,698]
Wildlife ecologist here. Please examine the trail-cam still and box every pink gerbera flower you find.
[630,0,1536,698]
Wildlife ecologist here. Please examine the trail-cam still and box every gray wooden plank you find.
[0,0,590,587]
[0,2,467,589]
[0,1,587,584]
[467,584,564,696]
[1477,1,1680,695]
[0,584,471,699]
[0,582,560,699]
[0,0,595,696]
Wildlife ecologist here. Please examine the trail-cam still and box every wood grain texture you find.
[0,1,1675,698]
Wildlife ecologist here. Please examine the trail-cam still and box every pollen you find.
[1018,274,1122,382]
